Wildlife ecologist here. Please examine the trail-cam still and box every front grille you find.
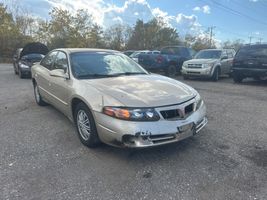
[188,64,202,68]
[160,103,194,120]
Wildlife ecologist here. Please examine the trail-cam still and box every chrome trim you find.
[196,117,208,133]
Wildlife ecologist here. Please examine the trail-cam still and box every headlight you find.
[19,63,30,68]
[202,63,213,68]
[194,93,203,111]
[103,107,160,121]
[182,63,188,68]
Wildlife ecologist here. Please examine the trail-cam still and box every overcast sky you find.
[2,0,267,44]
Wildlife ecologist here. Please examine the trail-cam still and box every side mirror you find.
[221,56,228,60]
[49,69,69,79]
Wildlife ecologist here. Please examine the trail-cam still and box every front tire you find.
[18,68,24,79]
[34,83,48,106]
[165,65,177,78]
[74,103,101,148]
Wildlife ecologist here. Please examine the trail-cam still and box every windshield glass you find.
[70,52,148,78]
[195,50,222,59]
[161,47,179,55]
[236,46,267,58]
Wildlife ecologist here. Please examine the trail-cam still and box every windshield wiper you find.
[77,74,115,79]
[110,72,147,76]
[77,72,147,79]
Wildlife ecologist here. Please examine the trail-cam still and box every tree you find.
[0,3,33,62]
[127,18,180,50]
[222,39,244,51]
[104,24,132,50]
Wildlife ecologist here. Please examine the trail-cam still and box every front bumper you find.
[20,67,32,76]
[181,67,212,78]
[94,100,207,148]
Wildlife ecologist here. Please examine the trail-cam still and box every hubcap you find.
[77,110,91,141]
[34,85,40,103]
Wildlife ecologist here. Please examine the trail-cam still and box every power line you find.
[209,26,215,47]
[199,0,267,27]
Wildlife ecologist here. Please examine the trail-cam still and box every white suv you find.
[182,49,235,81]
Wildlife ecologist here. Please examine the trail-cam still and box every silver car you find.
[31,48,207,148]
[181,49,235,81]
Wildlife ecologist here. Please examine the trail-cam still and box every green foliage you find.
[127,18,180,50]
[222,39,244,51]
[0,3,33,62]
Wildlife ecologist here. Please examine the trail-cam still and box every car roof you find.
[242,44,267,48]
[55,48,120,54]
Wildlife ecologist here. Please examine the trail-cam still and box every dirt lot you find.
[0,63,266,200]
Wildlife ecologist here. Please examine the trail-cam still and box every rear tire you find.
[14,65,18,75]
[233,72,243,83]
[165,65,176,78]
[74,103,101,148]
[34,83,48,106]
[211,67,219,82]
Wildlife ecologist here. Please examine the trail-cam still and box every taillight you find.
[156,55,164,63]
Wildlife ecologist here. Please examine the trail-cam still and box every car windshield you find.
[70,52,148,79]
[236,46,267,58]
[21,53,44,61]
[161,47,179,55]
[195,50,222,59]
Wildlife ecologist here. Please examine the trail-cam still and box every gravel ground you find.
[0,63,266,200]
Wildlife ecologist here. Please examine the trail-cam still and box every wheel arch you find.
[71,97,95,123]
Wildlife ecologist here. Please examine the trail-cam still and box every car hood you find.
[185,58,218,64]
[20,42,49,58]
[82,74,196,107]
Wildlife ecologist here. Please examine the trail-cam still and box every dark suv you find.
[233,44,267,83]
[138,46,193,77]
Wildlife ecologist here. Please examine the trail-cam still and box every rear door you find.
[220,50,229,74]
[225,49,234,73]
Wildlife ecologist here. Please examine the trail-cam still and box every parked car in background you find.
[123,50,135,57]
[130,50,150,62]
[181,49,236,81]
[31,48,207,148]
[13,42,49,78]
[232,44,267,83]
[138,46,193,77]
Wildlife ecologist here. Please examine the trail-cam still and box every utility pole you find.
[248,36,253,45]
[209,26,216,47]
[259,38,263,44]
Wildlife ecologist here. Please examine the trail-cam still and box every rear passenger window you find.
[227,50,233,58]
[221,51,228,58]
